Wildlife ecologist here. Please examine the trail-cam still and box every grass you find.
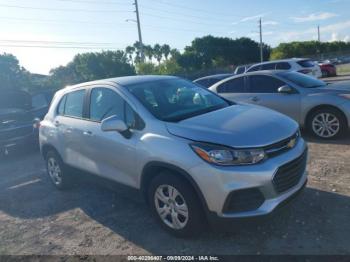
[336,63,350,75]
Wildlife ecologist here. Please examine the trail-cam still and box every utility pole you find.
[259,18,263,63]
[134,0,144,62]
[317,25,321,42]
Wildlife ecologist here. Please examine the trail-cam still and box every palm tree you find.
[170,48,180,59]
[161,44,171,60]
[125,46,135,65]
[153,44,163,64]
[144,45,154,62]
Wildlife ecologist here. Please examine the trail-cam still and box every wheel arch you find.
[140,161,209,213]
[304,104,348,127]
[41,143,61,160]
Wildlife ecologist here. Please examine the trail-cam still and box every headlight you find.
[190,143,266,166]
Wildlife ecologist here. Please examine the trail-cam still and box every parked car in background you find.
[31,90,55,119]
[210,71,350,139]
[193,73,234,88]
[234,64,252,75]
[40,75,307,237]
[318,61,337,77]
[0,90,39,155]
[246,58,322,79]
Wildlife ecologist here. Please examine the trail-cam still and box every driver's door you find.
[81,86,139,187]
[247,75,302,122]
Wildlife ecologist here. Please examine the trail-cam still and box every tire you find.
[307,108,347,139]
[148,171,206,237]
[45,151,72,190]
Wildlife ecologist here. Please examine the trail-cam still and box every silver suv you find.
[40,76,308,237]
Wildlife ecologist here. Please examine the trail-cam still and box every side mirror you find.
[101,115,128,133]
[278,85,294,94]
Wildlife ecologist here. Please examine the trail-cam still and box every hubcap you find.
[47,157,62,185]
[312,113,340,138]
[154,185,189,230]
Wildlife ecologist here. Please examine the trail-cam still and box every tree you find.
[144,45,154,62]
[48,50,136,89]
[125,45,135,65]
[153,44,163,64]
[0,53,30,90]
[161,44,171,60]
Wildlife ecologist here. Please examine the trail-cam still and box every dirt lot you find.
[1,135,350,255]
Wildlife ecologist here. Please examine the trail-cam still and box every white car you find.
[246,58,322,79]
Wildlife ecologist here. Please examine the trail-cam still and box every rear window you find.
[297,60,315,68]
[261,63,277,70]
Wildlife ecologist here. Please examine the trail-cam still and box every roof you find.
[65,75,178,91]
[194,73,234,82]
[252,58,311,66]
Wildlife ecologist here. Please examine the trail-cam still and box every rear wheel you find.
[45,151,72,190]
[307,108,347,139]
[148,172,206,237]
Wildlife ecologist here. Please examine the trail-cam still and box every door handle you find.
[251,96,260,102]
[83,131,93,136]
[54,120,60,127]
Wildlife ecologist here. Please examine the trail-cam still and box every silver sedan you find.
[209,71,350,139]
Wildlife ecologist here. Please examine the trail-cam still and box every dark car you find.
[31,90,55,119]
[0,90,39,155]
[193,73,234,88]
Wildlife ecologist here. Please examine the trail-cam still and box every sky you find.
[0,0,350,74]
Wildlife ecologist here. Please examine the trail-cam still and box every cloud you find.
[291,12,338,23]
[232,13,268,25]
[262,21,279,26]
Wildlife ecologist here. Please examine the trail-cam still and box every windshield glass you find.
[126,78,231,122]
[279,71,327,88]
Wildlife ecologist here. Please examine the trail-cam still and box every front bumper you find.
[188,137,308,219]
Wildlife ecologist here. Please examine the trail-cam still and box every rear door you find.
[246,75,301,121]
[215,76,252,103]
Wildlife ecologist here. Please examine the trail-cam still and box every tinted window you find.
[0,91,31,110]
[247,65,261,72]
[65,90,85,118]
[127,78,230,122]
[90,88,124,122]
[217,77,245,93]
[279,72,326,88]
[57,95,66,115]
[249,75,285,93]
[261,63,277,70]
[235,67,246,74]
[32,94,48,109]
[297,60,315,68]
[276,62,291,70]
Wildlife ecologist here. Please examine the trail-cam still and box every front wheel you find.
[148,172,206,237]
[307,108,347,139]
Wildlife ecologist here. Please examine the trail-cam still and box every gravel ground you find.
[0,135,350,255]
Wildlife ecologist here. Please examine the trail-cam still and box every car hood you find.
[165,104,299,148]
[315,82,350,93]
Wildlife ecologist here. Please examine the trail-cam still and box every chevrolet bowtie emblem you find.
[287,138,296,148]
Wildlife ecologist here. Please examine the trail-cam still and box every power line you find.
[0,3,133,13]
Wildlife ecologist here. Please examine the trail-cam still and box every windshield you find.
[279,71,327,88]
[126,78,231,122]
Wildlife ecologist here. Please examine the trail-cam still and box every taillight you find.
[33,118,41,129]
[298,69,312,74]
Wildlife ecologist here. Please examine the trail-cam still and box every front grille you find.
[0,126,33,141]
[223,188,265,213]
[264,131,300,158]
[273,150,307,194]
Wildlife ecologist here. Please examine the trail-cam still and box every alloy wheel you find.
[312,113,340,138]
[47,157,62,185]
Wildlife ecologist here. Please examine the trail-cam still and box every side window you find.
[276,62,291,70]
[57,95,66,115]
[261,63,277,70]
[90,88,124,122]
[217,77,245,93]
[249,75,285,93]
[64,90,85,118]
[32,94,48,109]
